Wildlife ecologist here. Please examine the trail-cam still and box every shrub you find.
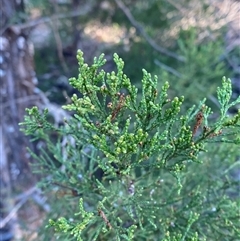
[20,50,240,241]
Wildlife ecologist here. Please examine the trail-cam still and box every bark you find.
[1,0,38,240]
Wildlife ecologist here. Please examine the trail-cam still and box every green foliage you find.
[120,28,230,114]
[20,51,240,240]
[155,28,230,110]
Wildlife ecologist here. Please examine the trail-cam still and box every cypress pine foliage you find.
[20,50,240,241]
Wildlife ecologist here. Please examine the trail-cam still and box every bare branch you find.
[154,59,182,77]
[50,1,68,73]
[0,187,36,229]
[2,3,93,34]
[0,186,51,229]
[114,0,186,62]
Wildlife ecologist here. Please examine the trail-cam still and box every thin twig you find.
[98,209,112,230]
[154,59,182,77]
[31,192,51,212]
[167,0,185,13]
[50,1,68,73]
[1,4,93,35]
[1,95,40,109]
[0,186,51,229]
[114,0,185,62]
[0,187,36,229]
[14,186,38,202]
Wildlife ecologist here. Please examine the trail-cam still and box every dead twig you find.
[0,185,51,229]
[1,95,40,109]
[1,4,93,35]
[98,209,112,230]
[0,187,36,229]
[192,111,204,137]
[50,1,68,73]
[167,0,185,13]
[111,93,126,122]
[114,0,185,62]
[154,59,182,77]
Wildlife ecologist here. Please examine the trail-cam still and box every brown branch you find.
[192,111,204,136]
[111,93,125,122]
[114,0,186,62]
[98,209,112,230]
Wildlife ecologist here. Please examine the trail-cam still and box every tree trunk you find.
[1,0,38,240]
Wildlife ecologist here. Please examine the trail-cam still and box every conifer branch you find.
[20,51,240,240]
